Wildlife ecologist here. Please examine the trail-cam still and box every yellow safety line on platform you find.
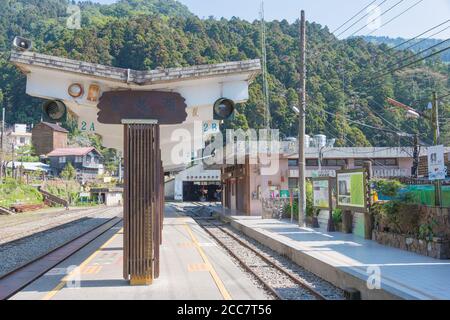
[184,224,232,300]
[42,228,124,300]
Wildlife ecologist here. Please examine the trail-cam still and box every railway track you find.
[0,207,123,278]
[0,206,117,244]
[193,212,343,300]
[0,217,123,300]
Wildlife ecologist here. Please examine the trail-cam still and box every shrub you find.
[373,179,404,198]
[332,208,343,225]
[60,163,76,180]
[43,180,82,205]
[283,181,314,219]
[0,178,43,207]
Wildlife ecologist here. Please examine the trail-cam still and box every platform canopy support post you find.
[122,120,162,286]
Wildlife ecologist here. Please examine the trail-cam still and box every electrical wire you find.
[336,0,390,38]
[388,19,450,51]
[347,0,406,38]
[365,0,425,36]
[388,38,450,69]
[373,45,450,80]
[332,0,379,34]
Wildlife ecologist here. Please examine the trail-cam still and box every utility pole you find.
[432,91,442,207]
[0,108,5,183]
[412,133,419,178]
[298,10,306,227]
[11,142,15,179]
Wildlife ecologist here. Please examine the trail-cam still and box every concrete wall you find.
[165,178,175,200]
[106,192,122,206]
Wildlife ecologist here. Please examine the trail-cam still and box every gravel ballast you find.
[0,207,122,277]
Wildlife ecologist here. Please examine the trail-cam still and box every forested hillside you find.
[0,0,449,147]
[363,36,450,63]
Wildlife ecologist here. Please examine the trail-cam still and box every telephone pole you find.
[412,133,419,178]
[432,91,442,207]
[0,108,5,183]
[298,10,306,227]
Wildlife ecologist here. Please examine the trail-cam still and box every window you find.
[306,159,319,167]
[59,156,66,164]
[288,159,299,167]
[288,178,298,189]
[75,156,83,163]
[322,159,347,167]
[355,158,398,167]
[20,137,25,144]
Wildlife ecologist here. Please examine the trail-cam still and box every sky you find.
[94,0,450,39]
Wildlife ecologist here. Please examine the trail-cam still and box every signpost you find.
[98,91,187,285]
[336,169,368,235]
[312,177,336,232]
[312,178,330,210]
[336,169,368,213]
[428,145,446,181]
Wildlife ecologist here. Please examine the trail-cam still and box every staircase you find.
[0,206,15,216]
[38,188,69,209]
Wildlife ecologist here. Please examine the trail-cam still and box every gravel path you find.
[0,206,123,277]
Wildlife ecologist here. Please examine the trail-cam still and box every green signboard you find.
[280,190,290,199]
[336,169,367,212]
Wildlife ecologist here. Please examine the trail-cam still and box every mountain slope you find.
[0,0,449,147]
[363,36,450,63]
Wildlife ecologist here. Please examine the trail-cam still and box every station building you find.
[221,142,450,217]
[165,163,221,202]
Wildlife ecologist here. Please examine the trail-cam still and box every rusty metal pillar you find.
[123,120,161,285]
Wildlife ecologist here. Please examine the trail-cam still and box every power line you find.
[365,0,425,36]
[332,0,378,34]
[367,98,434,146]
[388,19,450,51]
[347,0,406,38]
[321,115,406,170]
[401,25,450,53]
[322,109,401,134]
[336,0,390,38]
[373,45,450,80]
[388,38,450,69]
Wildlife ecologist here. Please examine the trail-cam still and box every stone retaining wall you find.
[419,206,450,240]
[372,230,450,260]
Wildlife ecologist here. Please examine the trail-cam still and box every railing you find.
[373,168,410,178]
[0,206,15,215]
[38,188,69,209]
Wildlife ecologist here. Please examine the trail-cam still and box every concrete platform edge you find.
[215,211,419,300]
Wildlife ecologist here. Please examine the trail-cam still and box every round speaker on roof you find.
[213,98,235,121]
[42,100,67,123]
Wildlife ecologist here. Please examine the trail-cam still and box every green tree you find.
[60,162,76,180]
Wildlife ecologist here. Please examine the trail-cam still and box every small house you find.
[32,122,68,156]
[47,147,104,181]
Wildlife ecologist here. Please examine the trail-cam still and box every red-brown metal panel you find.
[123,123,163,283]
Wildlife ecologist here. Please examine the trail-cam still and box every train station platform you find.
[211,207,450,300]
[10,206,268,300]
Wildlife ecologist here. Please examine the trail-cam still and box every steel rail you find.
[209,221,327,300]
[0,206,114,244]
[196,218,328,300]
[195,219,283,300]
[0,216,122,300]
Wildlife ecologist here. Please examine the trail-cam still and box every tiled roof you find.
[10,51,261,86]
[47,147,97,157]
[40,122,69,133]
